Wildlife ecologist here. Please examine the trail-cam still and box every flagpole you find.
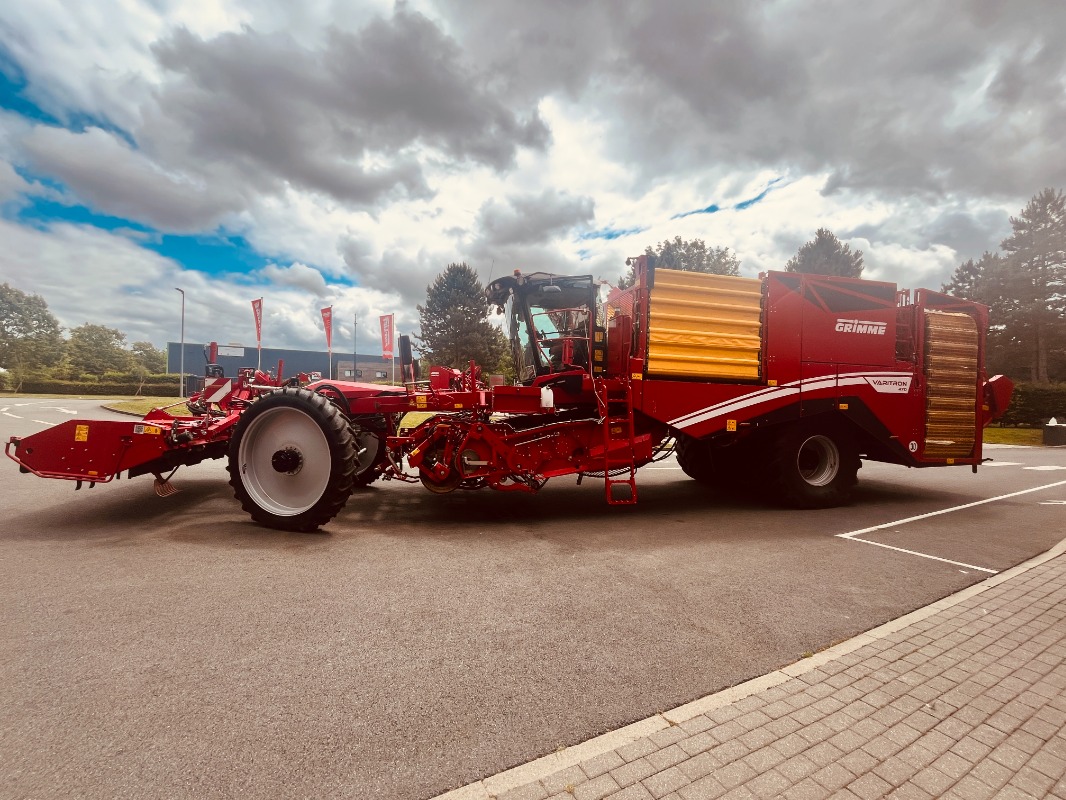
[353,311,357,380]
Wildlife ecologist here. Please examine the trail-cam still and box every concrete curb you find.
[430,535,1066,800]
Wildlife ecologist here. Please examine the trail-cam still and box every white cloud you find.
[0,159,30,203]
[258,262,330,297]
[0,1,1062,353]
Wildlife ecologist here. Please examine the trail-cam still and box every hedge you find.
[10,379,180,396]
[997,382,1066,427]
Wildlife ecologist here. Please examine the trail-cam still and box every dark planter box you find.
[1044,424,1066,446]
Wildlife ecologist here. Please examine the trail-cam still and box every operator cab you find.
[487,271,596,385]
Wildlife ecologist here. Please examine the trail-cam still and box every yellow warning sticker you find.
[75,424,89,442]
[133,424,163,435]
[631,373,643,381]
[415,395,427,406]
[726,419,737,432]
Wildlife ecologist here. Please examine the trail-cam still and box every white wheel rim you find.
[238,406,331,516]
[797,434,839,487]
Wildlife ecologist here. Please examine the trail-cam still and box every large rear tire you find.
[765,424,859,509]
[675,435,717,485]
[228,388,356,531]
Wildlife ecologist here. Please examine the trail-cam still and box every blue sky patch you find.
[146,233,268,279]
[672,203,721,220]
[673,177,787,219]
[577,225,648,241]
[734,177,785,210]
[16,196,153,233]
[0,52,53,125]
[0,47,135,145]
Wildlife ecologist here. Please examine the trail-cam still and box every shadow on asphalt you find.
[5,469,969,550]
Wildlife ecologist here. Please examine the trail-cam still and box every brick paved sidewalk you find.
[437,542,1066,800]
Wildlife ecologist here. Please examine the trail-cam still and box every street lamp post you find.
[175,288,185,397]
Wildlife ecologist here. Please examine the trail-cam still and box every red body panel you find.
[7,419,170,482]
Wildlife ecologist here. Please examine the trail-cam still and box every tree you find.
[67,324,133,376]
[785,228,864,277]
[619,236,741,288]
[130,341,166,374]
[0,283,65,390]
[942,252,1025,378]
[942,251,1001,301]
[129,341,167,395]
[417,263,507,369]
[997,188,1066,384]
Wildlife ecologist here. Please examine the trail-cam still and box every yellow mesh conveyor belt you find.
[923,310,978,459]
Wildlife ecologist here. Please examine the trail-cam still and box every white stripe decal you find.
[672,388,799,430]
[669,371,913,429]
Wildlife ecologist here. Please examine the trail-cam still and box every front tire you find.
[228,388,356,531]
[350,423,386,488]
[766,424,859,509]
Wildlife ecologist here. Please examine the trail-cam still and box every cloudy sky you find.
[1,0,1063,357]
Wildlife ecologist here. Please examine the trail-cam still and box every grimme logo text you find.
[835,319,887,335]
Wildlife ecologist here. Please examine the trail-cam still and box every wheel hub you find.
[797,435,839,486]
[271,447,303,475]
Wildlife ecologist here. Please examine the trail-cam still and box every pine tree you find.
[417,263,506,369]
[998,188,1066,384]
[942,252,1001,301]
[785,228,864,278]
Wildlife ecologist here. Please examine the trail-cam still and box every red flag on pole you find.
[321,306,333,349]
[252,298,263,344]
[380,314,394,360]
[251,298,263,370]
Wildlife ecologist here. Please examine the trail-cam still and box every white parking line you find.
[837,480,1066,573]
[32,420,56,426]
[3,412,22,419]
[844,538,998,574]
[1024,465,1066,471]
[981,461,1022,467]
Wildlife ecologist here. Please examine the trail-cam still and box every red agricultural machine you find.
[7,256,1013,531]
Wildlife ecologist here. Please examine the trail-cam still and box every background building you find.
[166,342,396,389]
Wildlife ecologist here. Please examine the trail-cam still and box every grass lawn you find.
[105,397,191,416]
[983,426,1043,446]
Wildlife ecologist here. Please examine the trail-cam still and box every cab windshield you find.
[506,277,594,384]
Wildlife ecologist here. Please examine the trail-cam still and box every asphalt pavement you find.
[1,397,1064,799]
